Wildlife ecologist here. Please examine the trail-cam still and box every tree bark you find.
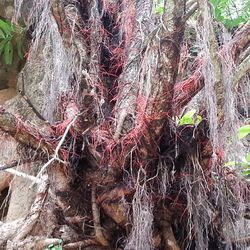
[0,0,249,249]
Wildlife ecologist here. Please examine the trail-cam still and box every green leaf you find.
[0,19,14,36]
[4,40,13,65]
[210,0,250,30]
[44,240,63,250]
[179,110,196,125]
[0,39,7,56]
[3,20,15,32]
[246,152,250,162]
[155,6,165,14]
[225,161,237,166]
[44,245,62,250]
[241,169,250,176]
[225,161,250,167]
[0,29,5,39]
[155,1,165,14]
[238,125,250,139]
[53,245,63,250]
[196,115,203,124]
[178,109,202,125]
[57,239,63,245]
[0,20,26,64]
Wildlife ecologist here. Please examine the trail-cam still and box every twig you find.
[33,158,55,181]
[0,109,55,155]
[5,168,43,184]
[33,114,80,184]
[0,160,18,171]
[185,3,198,21]
[54,114,80,159]
[187,0,196,9]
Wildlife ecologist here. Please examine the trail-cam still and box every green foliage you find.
[210,0,250,30]
[225,125,250,177]
[246,152,250,162]
[154,0,165,14]
[238,124,250,139]
[225,153,250,177]
[44,240,63,250]
[178,109,202,126]
[242,153,250,177]
[0,19,25,65]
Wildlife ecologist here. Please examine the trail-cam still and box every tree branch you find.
[233,54,250,87]
[0,160,18,171]
[173,20,250,113]
[0,108,56,155]
[232,20,250,58]
[5,168,43,184]
[174,62,203,113]
[185,3,198,21]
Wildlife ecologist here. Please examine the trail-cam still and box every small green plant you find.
[225,152,250,176]
[155,0,165,14]
[242,152,250,176]
[225,125,250,177]
[238,124,250,139]
[44,239,63,250]
[178,109,203,126]
[0,19,25,65]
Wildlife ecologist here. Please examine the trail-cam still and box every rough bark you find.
[0,0,249,249]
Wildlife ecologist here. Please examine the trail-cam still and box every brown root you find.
[91,185,109,247]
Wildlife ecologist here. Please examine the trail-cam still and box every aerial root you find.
[0,177,48,248]
[91,184,109,247]
[33,113,80,183]
[12,178,49,241]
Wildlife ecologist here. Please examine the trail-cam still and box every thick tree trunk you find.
[0,0,249,249]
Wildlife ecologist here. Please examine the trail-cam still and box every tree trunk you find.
[0,0,249,249]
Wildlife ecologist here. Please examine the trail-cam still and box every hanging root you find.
[7,1,250,250]
[182,148,250,250]
[14,0,86,123]
[196,0,220,152]
[182,153,212,250]
[125,169,154,250]
[219,27,243,161]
